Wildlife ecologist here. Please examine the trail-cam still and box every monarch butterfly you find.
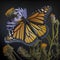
[5,6,52,46]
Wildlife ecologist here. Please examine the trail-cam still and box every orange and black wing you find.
[28,12,45,24]
[13,20,24,40]
[13,20,37,44]
[12,6,52,44]
[27,6,51,38]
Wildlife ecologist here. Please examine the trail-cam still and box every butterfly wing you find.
[27,6,52,38]
[13,20,24,40]
[29,22,47,38]
[12,6,51,45]
[28,12,45,24]
[25,25,36,43]
[28,6,52,24]
[13,20,37,44]
[28,12,47,38]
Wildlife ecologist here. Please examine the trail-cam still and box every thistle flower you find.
[41,43,47,49]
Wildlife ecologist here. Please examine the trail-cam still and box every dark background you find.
[0,0,60,60]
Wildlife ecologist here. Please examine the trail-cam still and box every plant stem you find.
[47,20,55,60]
